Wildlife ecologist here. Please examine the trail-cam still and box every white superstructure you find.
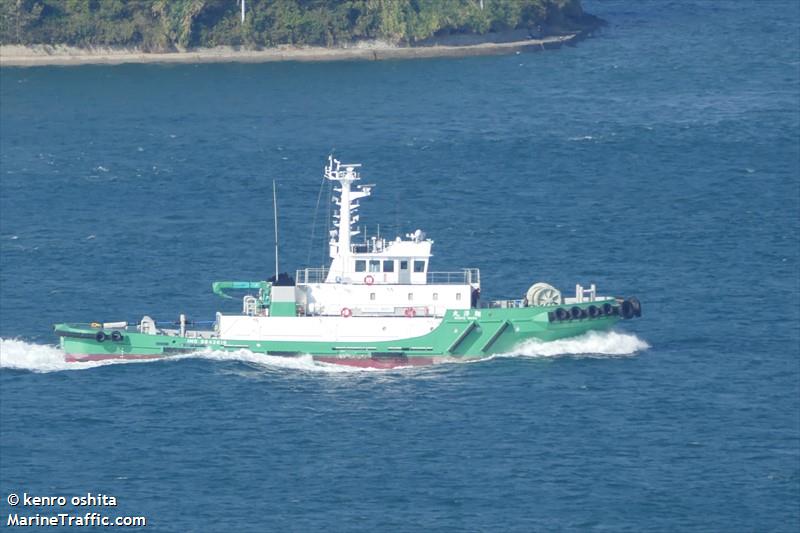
[295,156,480,318]
[217,157,481,342]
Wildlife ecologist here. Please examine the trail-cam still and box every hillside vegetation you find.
[0,0,598,50]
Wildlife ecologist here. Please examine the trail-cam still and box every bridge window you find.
[400,260,408,270]
[369,260,380,272]
[414,260,426,273]
[370,292,376,301]
[355,260,366,272]
[456,293,462,300]
[383,260,395,272]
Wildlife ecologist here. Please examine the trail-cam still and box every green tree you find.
[0,0,597,49]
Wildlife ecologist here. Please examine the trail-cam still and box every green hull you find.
[56,301,626,368]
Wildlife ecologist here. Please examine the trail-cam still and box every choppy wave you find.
[0,330,648,374]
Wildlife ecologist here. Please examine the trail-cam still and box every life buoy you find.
[340,307,352,318]
[404,307,416,318]
[364,275,374,285]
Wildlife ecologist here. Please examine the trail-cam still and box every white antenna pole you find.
[273,180,279,279]
[241,0,246,24]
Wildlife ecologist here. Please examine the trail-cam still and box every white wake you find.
[498,330,649,359]
[178,349,382,373]
[0,338,377,374]
[0,338,145,373]
[0,330,649,374]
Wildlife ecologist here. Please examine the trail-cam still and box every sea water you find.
[1,0,798,530]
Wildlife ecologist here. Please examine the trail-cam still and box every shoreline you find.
[0,33,587,68]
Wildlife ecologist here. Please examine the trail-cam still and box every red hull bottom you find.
[313,356,436,369]
[65,353,438,369]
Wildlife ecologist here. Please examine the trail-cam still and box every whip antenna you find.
[273,180,279,279]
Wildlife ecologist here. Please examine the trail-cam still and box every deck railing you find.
[479,299,526,309]
[297,267,480,285]
[296,267,329,284]
[426,269,480,285]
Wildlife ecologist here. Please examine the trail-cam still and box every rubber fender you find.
[587,305,601,318]
[628,297,642,317]
[620,300,634,319]
[95,331,107,342]
[111,331,124,342]
[547,311,556,322]
[570,306,585,320]
[602,302,615,316]
[555,307,569,321]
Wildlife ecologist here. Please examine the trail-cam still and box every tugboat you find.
[55,156,641,368]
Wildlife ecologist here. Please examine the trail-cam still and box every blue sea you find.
[1,1,798,531]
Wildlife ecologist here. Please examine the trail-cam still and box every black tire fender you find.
[95,331,107,342]
[628,297,642,317]
[620,300,634,319]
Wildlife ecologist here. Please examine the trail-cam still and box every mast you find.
[324,156,371,281]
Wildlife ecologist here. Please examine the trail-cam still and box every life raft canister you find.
[404,307,416,318]
[340,307,353,318]
[364,275,375,285]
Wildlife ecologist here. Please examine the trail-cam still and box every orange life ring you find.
[404,307,416,318]
[364,275,374,285]
[341,307,352,318]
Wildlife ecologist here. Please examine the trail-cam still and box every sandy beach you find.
[0,33,581,67]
